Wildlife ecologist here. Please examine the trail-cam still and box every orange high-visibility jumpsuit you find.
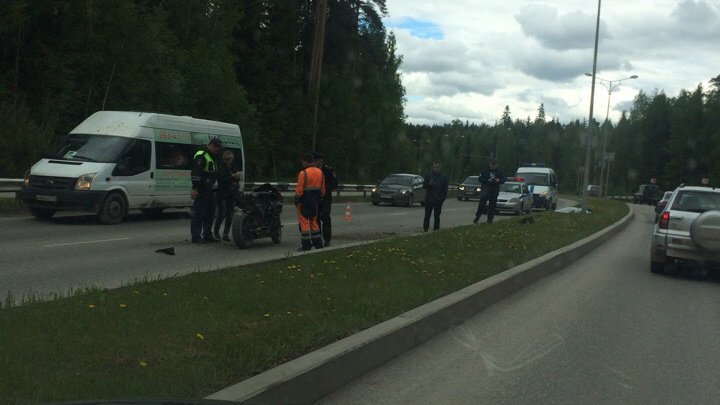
[295,166,326,250]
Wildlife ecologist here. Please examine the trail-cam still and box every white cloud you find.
[385,0,720,125]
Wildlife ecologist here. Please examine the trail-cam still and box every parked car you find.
[654,191,674,222]
[458,176,482,201]
[587,184,601,197]
[634,184,660,205]
[371,174,426,207]
[650,185,720,274]
[495,181,534,215]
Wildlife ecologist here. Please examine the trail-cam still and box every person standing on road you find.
[474,159,505,224]
[423,161,449,232]
[191,137,222,243]
[314,151,338,247]
[295,152,326,251]
[213,150,242,241]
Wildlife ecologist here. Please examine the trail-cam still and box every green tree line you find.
[0,0,406,181]
[407,76,720,195]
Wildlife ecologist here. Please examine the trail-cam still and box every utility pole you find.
[309,0,328,151]
[581,0,602,212]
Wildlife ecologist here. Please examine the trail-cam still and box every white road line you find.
[444,208,463,211]
[43,238,131,248]
[284,222,298,226]
[387,213,408,216]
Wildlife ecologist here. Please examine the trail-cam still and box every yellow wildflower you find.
[119,304,127,308]
[88,304,95,309]
[139,361,147,367]
[196,333,205,340]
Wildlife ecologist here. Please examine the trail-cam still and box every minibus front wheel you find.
[98,192,127,225]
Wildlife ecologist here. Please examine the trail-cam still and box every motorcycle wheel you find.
[271,220,282,244]
[232,213,254,249]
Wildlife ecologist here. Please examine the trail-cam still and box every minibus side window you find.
[156,143,193,170]
[114,139,151,176]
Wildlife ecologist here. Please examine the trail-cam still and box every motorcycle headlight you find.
[75,173,97,190]
[23,170,30,187]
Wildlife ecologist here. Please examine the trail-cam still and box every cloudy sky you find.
[383,0,720,125]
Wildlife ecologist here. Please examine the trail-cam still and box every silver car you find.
[495,181,534,215]
[650,186,720,274]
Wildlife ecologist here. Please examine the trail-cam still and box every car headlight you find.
[401,190,408,194]
[476,187,482,192]
[371,187,377,193]
[508,198,519,204]
[459,186,465,190]
[75,173,97,190]
[23,170,30,187]
[541,191,548,197]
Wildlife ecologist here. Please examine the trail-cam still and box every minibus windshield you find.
[53,134,132,163]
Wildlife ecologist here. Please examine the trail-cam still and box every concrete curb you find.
[206,206,635,404]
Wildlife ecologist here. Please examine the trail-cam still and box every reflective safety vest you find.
[295,166,325,198]
[194,150,216,173]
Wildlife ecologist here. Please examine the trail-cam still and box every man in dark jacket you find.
[213,150,241,241]
[191,137,221,243]
[474,159,505,224]
[313,152,338,246]
[423,160,449,232]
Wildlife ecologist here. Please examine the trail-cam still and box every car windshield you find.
[519,172,549,186]
[53,134,131,163]
[463,176,479,185]
[381,175,412,186]
[671,191,720,213]
[500,183,522,193]
[661,191,673,202]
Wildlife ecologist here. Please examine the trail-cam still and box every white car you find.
[650,186,720,274]
[495,181,534,215]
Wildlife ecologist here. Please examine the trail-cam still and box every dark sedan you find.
[371,174,426,207]
[457,176,482,201]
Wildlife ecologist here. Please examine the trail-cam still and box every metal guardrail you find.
[0,178,379,199]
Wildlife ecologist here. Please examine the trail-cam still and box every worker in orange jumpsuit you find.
[295,152,326,251]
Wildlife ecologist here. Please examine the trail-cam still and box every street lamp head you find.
[585,72,593,77]
[630,75,638,79]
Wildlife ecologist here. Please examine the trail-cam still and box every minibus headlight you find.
[75,173,97,190]
[23,170,30,187]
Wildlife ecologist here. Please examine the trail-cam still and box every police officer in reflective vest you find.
[295,152,326,251]
[313,151,338,247]
[191,137,222,243]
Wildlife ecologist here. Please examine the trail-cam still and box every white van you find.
[21,111,244,224]
[516,164,558,210]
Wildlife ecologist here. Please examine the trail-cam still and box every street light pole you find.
[584,73,638,197]
[581,0,602,213]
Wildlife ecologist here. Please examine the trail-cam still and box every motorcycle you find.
[232,183,284,249]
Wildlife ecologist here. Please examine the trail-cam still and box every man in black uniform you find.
[313,152,338,247]
[191,137,222,243]
[423,160,449,231]
[474,159,505,224]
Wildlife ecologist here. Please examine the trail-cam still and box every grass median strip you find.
[0,199,628,404]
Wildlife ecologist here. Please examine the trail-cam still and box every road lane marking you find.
[43,238,131,248]
[387,213,408,216]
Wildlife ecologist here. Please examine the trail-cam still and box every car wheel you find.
[551,201,557,210]
[407,194,414,207]
[98,192,127,225]
[545,201,551,211]
[650,260,665,274]
[372,201,379,206]
[458,196,462,201]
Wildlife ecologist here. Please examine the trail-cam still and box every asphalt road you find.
[0,198,573,300]
[321,204,720,405]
